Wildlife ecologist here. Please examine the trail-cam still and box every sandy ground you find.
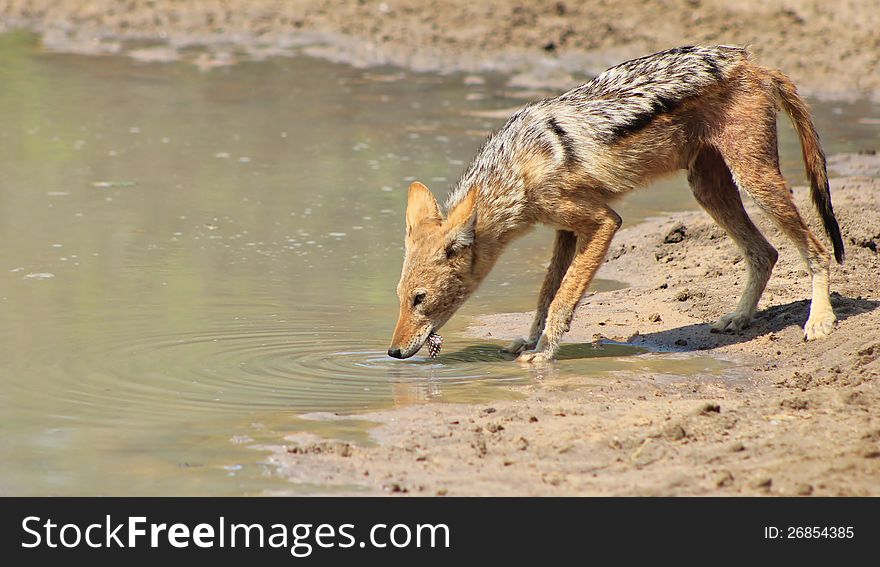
[268,153,879,496]
[1,1,880,100]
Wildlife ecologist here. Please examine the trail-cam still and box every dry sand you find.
[269,153,879,496]
[2,1,880,99]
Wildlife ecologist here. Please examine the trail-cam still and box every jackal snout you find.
[387,182,478,358]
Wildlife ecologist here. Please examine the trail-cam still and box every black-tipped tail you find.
[812,177,846,264]
[770,69,845,264]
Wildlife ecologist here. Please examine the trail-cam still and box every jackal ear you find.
[444,189,477,257]
[406,181,442,236]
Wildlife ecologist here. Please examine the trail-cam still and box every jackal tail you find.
[768,69,845,263]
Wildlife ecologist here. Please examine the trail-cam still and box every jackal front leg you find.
[503,230,577,355]
[518,206,621,363]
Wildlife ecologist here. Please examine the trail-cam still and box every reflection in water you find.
[0,32,877,495]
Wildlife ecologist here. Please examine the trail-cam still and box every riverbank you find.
[269,152,879,495]
[2,1,880,100]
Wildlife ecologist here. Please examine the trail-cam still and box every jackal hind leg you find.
[517,205,620,363]
[688,146,778,333]
[717,142,836,340]
[502,230,577,355]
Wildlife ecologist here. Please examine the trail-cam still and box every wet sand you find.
[270,153,879,496]
[2,1,880,100]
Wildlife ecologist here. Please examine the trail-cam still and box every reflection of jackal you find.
[388,45,844,362]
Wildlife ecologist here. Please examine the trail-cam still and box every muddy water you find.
[1,33,877,495]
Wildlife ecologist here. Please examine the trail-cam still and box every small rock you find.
[664,223,687,243]
[607,244,628,260]
[716,471,735,487]
[780,397,810,411]
[698,402,721,415]
[663,422,687,441]
[782,371,815,391]
[675,289,691,301]
[648,312,662,323]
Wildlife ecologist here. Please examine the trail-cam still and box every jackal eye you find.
[412,292,426,307]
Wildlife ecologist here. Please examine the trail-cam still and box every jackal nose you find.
[388,347,403,359]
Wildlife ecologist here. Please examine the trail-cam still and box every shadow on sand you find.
[631,293,879,352]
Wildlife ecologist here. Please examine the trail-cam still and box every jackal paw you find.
[501,337,536,355]
[710,312,752,333]
[804,311,836,341]
[516,349,555,364]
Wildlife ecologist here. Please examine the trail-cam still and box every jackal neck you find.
[464,188,530,288]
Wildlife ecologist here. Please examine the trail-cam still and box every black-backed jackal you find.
[388,45,844,362]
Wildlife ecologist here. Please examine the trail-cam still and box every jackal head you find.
[388,182,478,359]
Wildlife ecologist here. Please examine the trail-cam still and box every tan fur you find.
[389,46,842,361]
